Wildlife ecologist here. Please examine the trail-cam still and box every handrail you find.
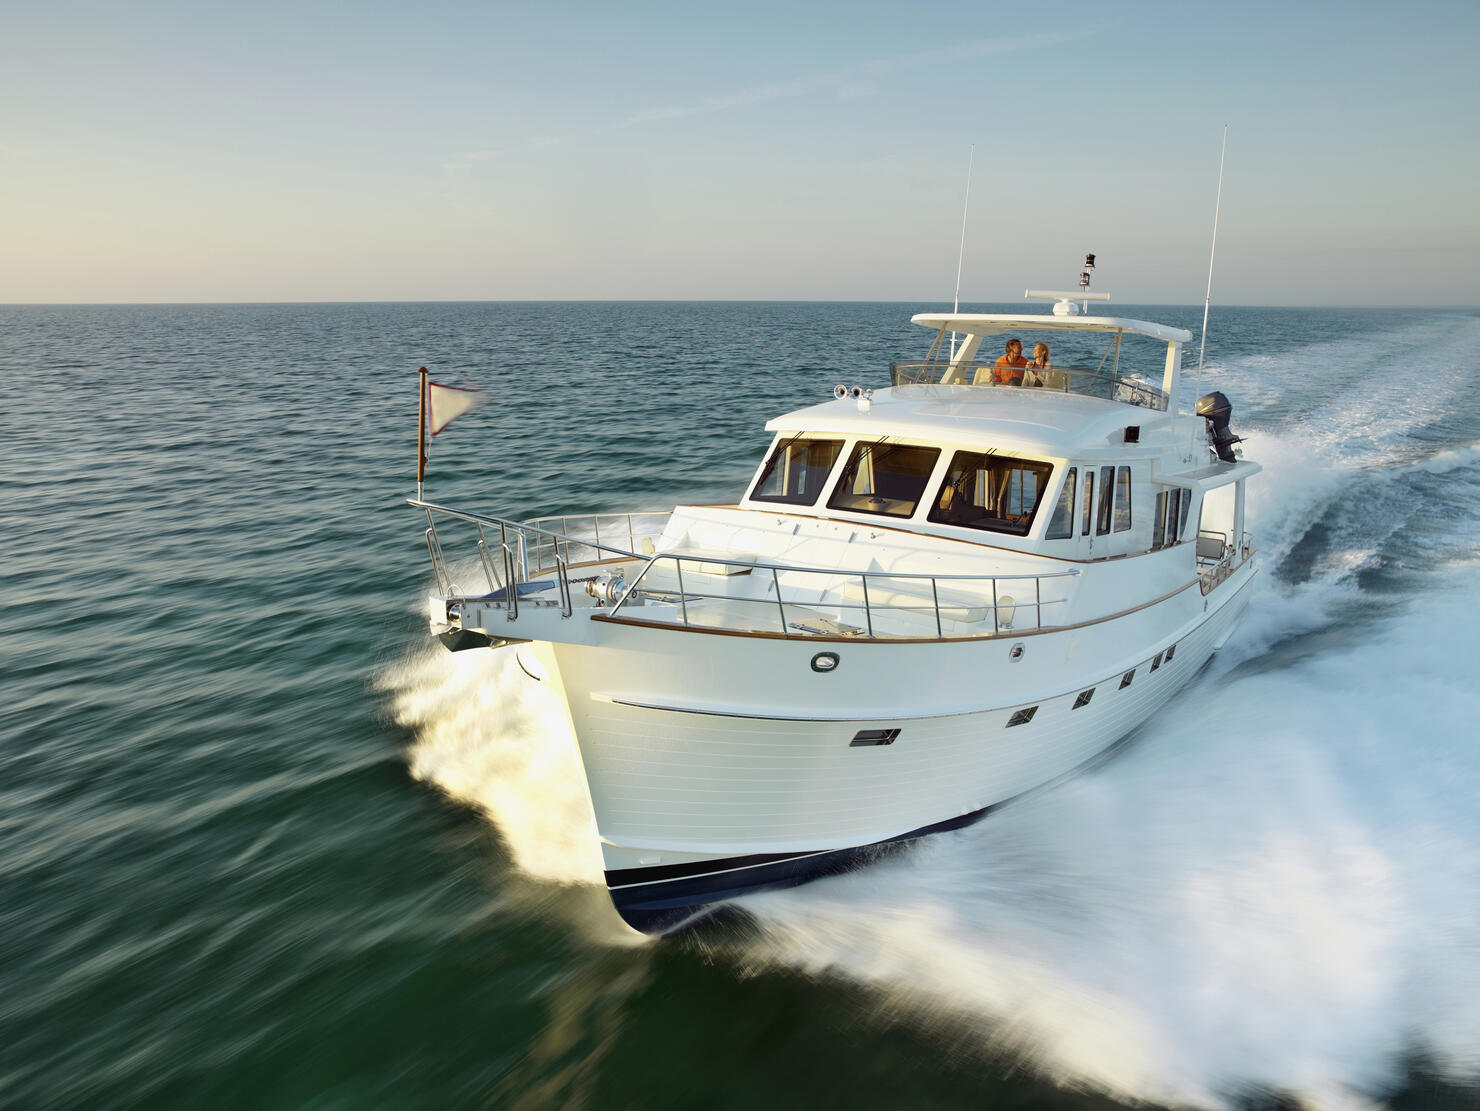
[413,498,1083,640]
[607,550,1080,638]
[889,360,1168,411]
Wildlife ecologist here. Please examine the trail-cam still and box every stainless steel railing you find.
[411,500,660,620]
[889,360,1168,411]
[522,510,673,576]
[607,551,1080,639]
[412,499,1081,639]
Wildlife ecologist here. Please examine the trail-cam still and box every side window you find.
[1152,491,1167,549]
[1096,465,1114,535]
[826,441,940,518]
[1046,468,1076,539]
[928,451,1054,536]
[1114,466,1132,532]
[1081,470,1094,536]
[749,438,843,505]
[1178,489,1192,541]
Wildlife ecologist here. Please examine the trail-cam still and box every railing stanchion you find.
[1035,575,1042,629]
[931,577,943,638]
[860,574,874,638]
[773,568,787,635]
[556,554,572,617]
[475,523,498,591]
[675,559,690,626]
[992,578,1000,635]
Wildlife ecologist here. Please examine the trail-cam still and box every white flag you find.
[427,380,489,436]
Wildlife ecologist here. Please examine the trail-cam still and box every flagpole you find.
[417,366,428,500]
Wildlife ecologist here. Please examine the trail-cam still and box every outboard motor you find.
[1196,391,1241,463]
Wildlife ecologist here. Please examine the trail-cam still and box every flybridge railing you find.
[412,500,1081,639]
[889,361,1168,411]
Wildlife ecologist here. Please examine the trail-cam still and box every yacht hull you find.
[536,563,1257,934]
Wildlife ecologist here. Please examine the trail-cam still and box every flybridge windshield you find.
[749,438,843,505]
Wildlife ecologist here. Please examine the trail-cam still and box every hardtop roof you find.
[912,312,1193,345]
[766,385,1171,458]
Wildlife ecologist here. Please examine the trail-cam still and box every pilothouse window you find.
[1046,468,1076,540]
[928,451,1053,536]
[749,438,843,505]
[826,441,940,518]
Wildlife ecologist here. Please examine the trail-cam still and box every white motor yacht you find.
[411,288,1259,933]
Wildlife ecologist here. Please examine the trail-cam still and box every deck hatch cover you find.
[850,728,901,747]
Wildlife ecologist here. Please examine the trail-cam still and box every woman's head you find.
[1033,343,1050,363]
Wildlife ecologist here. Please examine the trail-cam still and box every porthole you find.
[1006,706,1038,727]
[811,652,841,673]
[1151,651,1164,672]
[1119,669,1135,690]
[1008,642,1026,662]
[1165,643,1176,661]
[1073,688,1095,710]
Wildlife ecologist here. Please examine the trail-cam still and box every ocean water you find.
[2,301,1478,1110]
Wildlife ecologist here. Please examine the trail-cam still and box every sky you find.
[2,0,1478,305]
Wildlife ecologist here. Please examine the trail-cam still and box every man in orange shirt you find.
[993,338,1028,385]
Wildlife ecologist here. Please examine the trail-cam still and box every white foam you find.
[379,644,604,887]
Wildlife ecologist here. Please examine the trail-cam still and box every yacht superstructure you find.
[411,293,1259,933]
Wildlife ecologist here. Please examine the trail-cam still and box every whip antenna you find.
[950,145,974,360]
[1198,125,1228,387]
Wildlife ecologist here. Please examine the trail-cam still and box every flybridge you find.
[908,298,1193,408]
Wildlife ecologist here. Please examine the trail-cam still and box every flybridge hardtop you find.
[409,275,1261,935]
[911,312,1194,345]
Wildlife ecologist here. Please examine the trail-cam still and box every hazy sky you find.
[3,0,1477,305]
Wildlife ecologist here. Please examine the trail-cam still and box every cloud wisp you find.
[615,26,1113,129]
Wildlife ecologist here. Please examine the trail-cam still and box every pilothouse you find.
[410,275,1259,934]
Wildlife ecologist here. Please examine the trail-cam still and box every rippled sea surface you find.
[3,302,1479,1110]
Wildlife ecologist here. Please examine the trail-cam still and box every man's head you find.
[1006,339,1023,357]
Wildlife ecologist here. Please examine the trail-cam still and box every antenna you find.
[950,145,974,360]
[1198,126,1229,390]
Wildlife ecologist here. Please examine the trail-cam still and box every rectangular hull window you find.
[850,728,901,747]
[827,442,940,518]
[929,451,1054,536]
[1082,470,1095,536]
[750,438,843,505]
